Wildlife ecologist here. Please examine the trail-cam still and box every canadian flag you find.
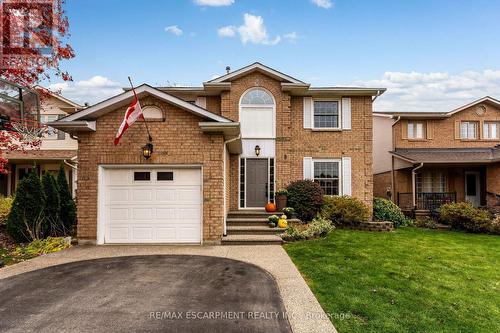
[114,95,144,145]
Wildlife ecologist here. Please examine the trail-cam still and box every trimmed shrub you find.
[57,165,77,234]
[286,180,324,221]
[0,196,13,225]
[7,169,46,242]
[321,195,370,225]
[415,217,437,229]
[42,172,60,235]
[281,216,334,241]
[373,197,412,227]
[439,202,492,233]
[489,215,500,235]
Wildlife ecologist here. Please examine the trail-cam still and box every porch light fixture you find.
[254,145,261,157]
[142,142,153,159]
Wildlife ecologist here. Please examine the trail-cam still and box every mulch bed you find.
[0,224,16,249]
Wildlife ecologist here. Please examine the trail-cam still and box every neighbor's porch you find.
[395,164,488,213]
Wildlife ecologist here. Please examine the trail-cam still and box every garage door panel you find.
[132,208,153,220]
[103,168,202,244]
[132,189,153,201]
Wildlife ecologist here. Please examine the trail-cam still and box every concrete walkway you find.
[0,245,337,333]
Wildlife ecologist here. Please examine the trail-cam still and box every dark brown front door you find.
[246,159,268,207]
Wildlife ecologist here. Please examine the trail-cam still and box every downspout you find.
[64,156,78,198]
[412,163,424,209]
[223,134,241,237]
[372,89,383,102]
[390,116,401,202]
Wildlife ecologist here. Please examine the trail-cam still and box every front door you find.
[465,171,481,207]
[246,159,269,208]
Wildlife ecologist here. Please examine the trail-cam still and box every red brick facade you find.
[73,68,376,243]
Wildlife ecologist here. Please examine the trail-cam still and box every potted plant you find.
[275,189,288,212]
[283,207,296,219]
[268,215,279,228]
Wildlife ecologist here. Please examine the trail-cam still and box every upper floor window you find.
[407,121,425,139]
[313,160,340,195]
[239,88,275,138]
[40,114,62,140]
[313,100,339,129]
[241,89,274,105]
[483,122,499,140]
[460,121,478,140]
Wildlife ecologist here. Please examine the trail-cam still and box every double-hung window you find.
[40,114,60,140]
[313,100,339,129]
[407,121,425,139]
[460,121,478,140]
[313,160,340,195]
[483,122,499,140]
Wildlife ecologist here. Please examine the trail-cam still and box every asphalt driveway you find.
[0,255,291,333]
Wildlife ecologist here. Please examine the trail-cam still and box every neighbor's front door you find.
[246,159,269,208]
[465,171,481,207]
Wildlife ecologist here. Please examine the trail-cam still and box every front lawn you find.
[284,228,500,333]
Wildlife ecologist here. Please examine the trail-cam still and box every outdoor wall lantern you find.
[254,145,261,157]
[142,142,153,159]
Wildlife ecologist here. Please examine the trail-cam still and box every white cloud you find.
[353,69,500,112]
[284,31,298,43]
[311,0,333,9]
[47,76,123,105]
[236,13,281,46]
[164,25,183,36]
[217,25,236,37]
[194,0,234,6]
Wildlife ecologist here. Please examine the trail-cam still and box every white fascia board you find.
[207,62,306,84]
[447,96,500,116]
[61,85,231,123]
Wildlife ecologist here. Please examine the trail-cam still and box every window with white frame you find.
[460,121,478,140]
[40,114,60,139]
[407,121,425,139]
[483,122,499,140]
[313,160,340,195]
[239,88,275,138]
[313,100,339,129]
[416,170,447,193]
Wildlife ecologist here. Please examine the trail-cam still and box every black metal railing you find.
[397,192,457,211]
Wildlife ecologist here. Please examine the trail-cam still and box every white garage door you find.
[102,168,202,244]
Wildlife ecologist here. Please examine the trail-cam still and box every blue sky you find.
[49,0,500,111]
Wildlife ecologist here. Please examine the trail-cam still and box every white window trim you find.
[239,87,276,139]
[40,114,60,140]
[483,121,499,140]
[407,121,425,139]
[460,121,478,140]
[312,98,342,130]
[311,158,342,195]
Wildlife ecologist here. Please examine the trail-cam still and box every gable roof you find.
[60,84,231,123]
[207,62,307,85]
[381,96,500,119]
[35,85,82,110]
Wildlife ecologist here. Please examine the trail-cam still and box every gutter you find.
[412,163,424,209]
[222,134,241,237]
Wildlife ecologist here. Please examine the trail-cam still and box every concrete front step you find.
[221,234,283,245]
[227,226,286,235]
[227,210,284,219]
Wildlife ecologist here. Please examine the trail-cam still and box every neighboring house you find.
[373,96,500,214]
[0,88,82,197]
[50,62,385,245]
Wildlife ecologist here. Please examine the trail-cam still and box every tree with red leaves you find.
[0,0,74,174]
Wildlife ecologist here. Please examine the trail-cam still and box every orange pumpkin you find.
[265,202,277,212]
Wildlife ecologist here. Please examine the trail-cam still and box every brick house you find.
[373,96,500,214]
[0,84,81,197]
[51,63,385,245]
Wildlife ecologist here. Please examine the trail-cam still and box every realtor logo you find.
[0,0,55,70]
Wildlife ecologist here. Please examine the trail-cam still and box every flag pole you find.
[128,76,152,142]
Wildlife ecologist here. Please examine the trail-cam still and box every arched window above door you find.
[241,88,274,105]
[239,88,275,138]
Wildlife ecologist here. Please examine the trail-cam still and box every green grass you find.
[284,228,500,333]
